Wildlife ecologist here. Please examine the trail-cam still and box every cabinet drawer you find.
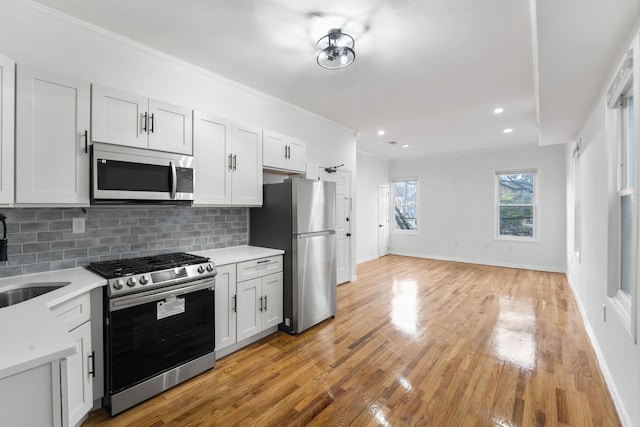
[236,256,283,282]
[51,292,91,332]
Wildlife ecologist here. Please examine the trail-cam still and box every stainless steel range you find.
[87,252,217,416]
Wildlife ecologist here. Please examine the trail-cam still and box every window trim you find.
[495,169,538,241]
[391,177,419,234]
[605,45,638,343]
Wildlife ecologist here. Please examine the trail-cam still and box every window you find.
[606,47,636,340]
[496,171,536,239]
[392,178,418,231]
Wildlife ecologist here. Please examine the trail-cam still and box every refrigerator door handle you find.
[295,230,335,239]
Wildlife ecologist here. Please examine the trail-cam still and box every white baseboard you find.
[356,254,380,265]
[389,251,566,273]
[565,275,632,427]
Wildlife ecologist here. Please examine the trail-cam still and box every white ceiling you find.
[31,0,640,159]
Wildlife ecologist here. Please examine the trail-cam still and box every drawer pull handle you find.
[257,260,270,264]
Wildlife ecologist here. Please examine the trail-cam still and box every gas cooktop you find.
[87,252,216,297]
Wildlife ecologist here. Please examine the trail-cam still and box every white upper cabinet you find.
[193,112,262,206]
[16,65,90,205]
[263,130,306,173]
[0,54,15,205]
[193,112,233,205]
[91,84,193,155]
[232,123,263,205]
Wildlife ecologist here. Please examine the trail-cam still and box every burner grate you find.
[87,252,209,279]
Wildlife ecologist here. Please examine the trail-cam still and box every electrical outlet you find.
[602,304,607,322]
[72,217,85,234]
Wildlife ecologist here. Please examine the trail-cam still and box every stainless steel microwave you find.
[91,143,194,204]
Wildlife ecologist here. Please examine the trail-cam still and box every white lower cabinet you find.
[237,273,283,341]
[61,322,93,427]
[51,292,96,427]
[214,256,283,357]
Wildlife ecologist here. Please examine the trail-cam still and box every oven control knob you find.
[127,277,137,287]
[197,265,205,274]
[139,275,149,285]
[113,279,123,290]
[206,263,214,272]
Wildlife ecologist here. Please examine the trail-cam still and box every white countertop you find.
[0,245,283,380]
[193,245,284,266]
[0,268,106,379]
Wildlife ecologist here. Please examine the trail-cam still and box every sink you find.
[0,282,71,308]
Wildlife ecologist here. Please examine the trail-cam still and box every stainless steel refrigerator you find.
[249,178,337,334]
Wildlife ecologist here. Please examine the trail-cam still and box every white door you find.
[378,185,390,256]
[318,168,352,284]
[261,272,283,329]
[148,99,193,155]
[0,54,15,204]
[231,123,263,206]
[16,66,90,204]
[236,278,262,341]
[91,84,148,149]
[214,264,237,351]
[193,112,233,205]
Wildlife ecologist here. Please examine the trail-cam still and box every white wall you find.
[0,0,356,182]
[355,150,389,264]
[388,144,567,272]
[565,36,640,427]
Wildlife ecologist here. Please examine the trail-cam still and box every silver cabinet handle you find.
[264,295,268,311]
[228,154,233,170]
[233,154,237,170]
[88,351,95,377]
[232,295,237,313]
[142,112,148,132]
[259,296,264,312]
[84,130,89,154]
[170,161,177,199]
[150,113,155,133]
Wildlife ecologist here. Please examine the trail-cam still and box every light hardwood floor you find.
[83,255,621,426]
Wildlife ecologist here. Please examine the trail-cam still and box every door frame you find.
[318,167,353,284]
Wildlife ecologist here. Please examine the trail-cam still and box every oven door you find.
[107,280,215,394]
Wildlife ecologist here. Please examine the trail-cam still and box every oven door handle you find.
[110,278,215,311]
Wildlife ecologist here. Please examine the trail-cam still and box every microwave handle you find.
[170,161,177,199]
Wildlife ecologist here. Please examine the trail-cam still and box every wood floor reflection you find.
[83,255,621,426]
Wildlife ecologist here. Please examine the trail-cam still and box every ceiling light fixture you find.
[316,29,355,70]
[503,128,513,134]
[494,107,504,114]
[402,144,410,148]
[377,130,385,136]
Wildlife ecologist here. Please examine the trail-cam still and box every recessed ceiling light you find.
[377,130,385,136]
[503,128,513,134]
[494,107,504,114]
[401,144,410,148]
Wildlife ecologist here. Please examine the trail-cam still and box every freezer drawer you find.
[291,233,337,333]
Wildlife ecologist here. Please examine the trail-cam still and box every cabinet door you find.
[16,66,90,204]
[148,99,193,155]
[262,131,286,170]
[262,272,283,329]
[64,322,93,427]
[286,138,306,173]
[91,84,148,149]
[231,123,263,206]
[214,264,237,351]
[193,112,232,205]
[0,55,14,204]
[236,277,262,342]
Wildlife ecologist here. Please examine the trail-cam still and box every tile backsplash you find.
[0,207,248,278]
